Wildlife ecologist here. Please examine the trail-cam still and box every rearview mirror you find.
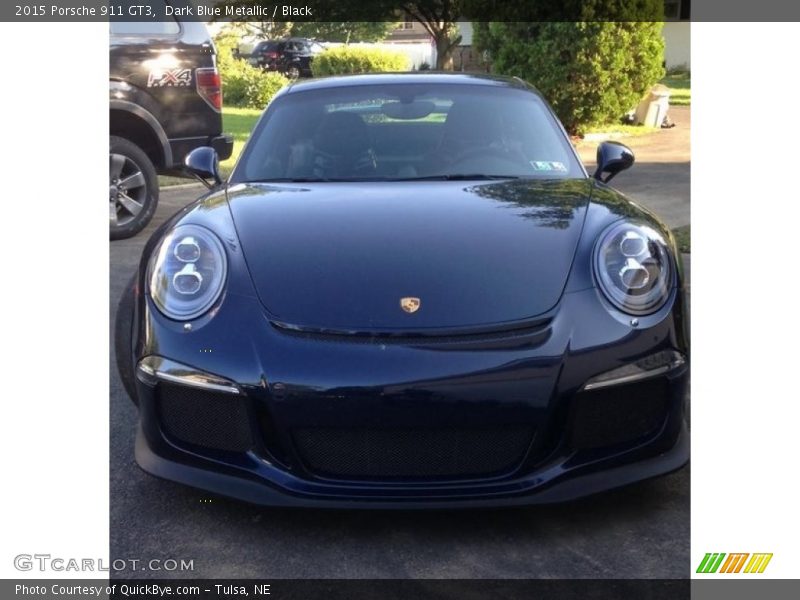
[593,141,634,183]
[184,147,222,188]
[381,100,436,120]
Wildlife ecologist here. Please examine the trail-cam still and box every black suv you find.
[110,18,233,239]
[248,38,323,79]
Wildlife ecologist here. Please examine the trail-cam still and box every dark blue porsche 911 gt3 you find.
[116,73,689,508]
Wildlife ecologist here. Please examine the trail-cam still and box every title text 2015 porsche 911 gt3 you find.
[115,73,689,508]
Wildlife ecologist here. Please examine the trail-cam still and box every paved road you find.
[578,105,690,228]
[110,118,690,578]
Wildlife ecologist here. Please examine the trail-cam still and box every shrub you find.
[214,32,289,110]
[474,22,665,134]
[311,46,409,77]
[224,67,290,110]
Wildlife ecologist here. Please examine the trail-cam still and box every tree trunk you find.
[435,33,455,70]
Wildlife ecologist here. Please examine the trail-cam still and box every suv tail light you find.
[265,51,279,59]
[196,67,222,112]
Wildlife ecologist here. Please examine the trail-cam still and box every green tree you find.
[291,22,398,43]
[474,21,665,134]
[214,28,289,109]
[463,0,664,21]
[215,0,465,70]
[305,1,470,69]
[394,2,465,70]
[211,2,294,38]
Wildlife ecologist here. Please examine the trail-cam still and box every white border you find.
[0,23,109,579]
[1,19,799,582]
[691,23,800,578]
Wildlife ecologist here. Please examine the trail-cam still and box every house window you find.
[400,14,414,29]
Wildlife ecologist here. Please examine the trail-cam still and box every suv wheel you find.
[285,66,300,80]
[110,136,158,240]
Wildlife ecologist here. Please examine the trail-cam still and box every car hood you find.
[225,179,592,333]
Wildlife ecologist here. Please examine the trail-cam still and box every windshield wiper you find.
[393,174,523,181]
[252,177,390,183]
[245,175,524,184]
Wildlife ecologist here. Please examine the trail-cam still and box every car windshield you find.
[232,82,584,183]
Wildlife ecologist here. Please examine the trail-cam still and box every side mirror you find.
[184,147,222,188]
[593,141,635,183]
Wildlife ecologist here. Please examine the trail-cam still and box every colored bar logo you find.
[696,553,773,574]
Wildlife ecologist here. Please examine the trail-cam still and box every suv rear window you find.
[255,42,280,52]
[110,21,180,36]
[110,1,179,35]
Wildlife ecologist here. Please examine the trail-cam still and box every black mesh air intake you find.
[157,384,253,453]
[293,426,534,480]
[570,377,670,449]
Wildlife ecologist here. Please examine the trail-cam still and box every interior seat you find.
[312,111,377,178]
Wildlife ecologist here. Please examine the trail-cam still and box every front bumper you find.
[136,420,688,508]
[130,284,689,508]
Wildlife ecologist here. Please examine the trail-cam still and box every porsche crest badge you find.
[400,297,421,314]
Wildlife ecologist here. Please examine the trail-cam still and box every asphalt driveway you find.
[578,106,690,229]
[110,112,690,578]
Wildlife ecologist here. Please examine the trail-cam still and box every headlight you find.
[148,224,227,320]
[593,222,672,315]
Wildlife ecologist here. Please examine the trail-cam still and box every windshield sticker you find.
[530,161,567,172]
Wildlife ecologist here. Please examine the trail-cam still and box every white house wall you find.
[663,21,691,70]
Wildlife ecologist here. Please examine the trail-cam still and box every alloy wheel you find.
[110,153,148,227]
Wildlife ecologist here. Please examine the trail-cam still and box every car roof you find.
[284,72,537,95]
[258,37,313,44]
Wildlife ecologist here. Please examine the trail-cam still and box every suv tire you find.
[110,135,159,240]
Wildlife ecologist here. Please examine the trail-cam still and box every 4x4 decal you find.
[147,68,192,88]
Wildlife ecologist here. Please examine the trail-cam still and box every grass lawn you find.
[581,124,659,138]
[661,71,691,106]
[159,106,261,187]
[579,71,690,139]
[672,224,690,253]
